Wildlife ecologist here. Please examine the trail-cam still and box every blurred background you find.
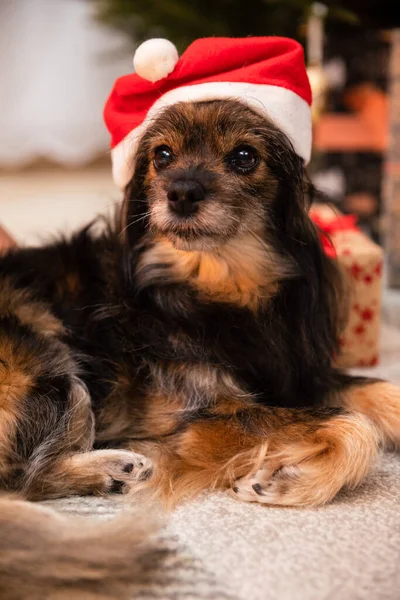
[0,0,398,279]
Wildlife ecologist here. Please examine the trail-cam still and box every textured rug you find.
[43,324,400,600]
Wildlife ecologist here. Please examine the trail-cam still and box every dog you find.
[1,98,399,596]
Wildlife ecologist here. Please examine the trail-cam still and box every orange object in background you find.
[0,226,15,253]
[314,84,388,152]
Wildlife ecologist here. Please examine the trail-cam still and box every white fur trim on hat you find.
[133,39,179,83]
[111,81,312,189]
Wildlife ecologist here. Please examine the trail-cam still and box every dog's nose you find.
[167,180,205,216]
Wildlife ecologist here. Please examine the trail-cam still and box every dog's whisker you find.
[119,212,151,237]
[220,213,275,259]
[240,225,273,255]
[287,236,307,246]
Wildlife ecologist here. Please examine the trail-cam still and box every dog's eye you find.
[228,145,258,173]
[154,145,174,170]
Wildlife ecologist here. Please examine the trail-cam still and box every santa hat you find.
[104,37,312,189]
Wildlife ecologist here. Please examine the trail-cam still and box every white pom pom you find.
[133,38,179,83]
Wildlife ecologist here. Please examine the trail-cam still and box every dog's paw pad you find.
[231,465,299,505]
[122,462,134,473]
[93,450,153,494]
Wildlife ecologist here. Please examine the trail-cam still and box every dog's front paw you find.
[90,449,154,494]
[231,413,379,507]
[232,464,304,505]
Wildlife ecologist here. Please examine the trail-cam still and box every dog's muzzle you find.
[167,180,206,217]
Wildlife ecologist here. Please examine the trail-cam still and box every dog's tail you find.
[0,495,170,600]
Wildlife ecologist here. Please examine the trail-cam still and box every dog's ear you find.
[120,137,153,248]
[267,130,347,369]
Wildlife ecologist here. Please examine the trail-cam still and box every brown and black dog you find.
[1,101,399,561]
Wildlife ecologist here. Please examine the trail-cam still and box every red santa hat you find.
[104,37,312,189]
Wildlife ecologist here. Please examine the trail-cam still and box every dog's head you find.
[121,98,343,360]
[125,99,308,253]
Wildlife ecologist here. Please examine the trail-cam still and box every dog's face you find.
[130,99,303,252]
[124,98,342,355]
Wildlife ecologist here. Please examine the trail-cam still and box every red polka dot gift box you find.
[310,204,383,368]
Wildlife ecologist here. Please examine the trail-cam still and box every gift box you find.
[310,204,383,367]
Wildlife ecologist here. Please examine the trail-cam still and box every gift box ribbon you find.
[310,211,358,258]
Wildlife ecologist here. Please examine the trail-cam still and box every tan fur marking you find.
[340,381,400,447]
[137,233,285,309]
[130,408,379,509]
[0,357,33,478]
[93,370,176,443]
[143,394,183,436]
[0,354,33,411]
[15,304,64,337]
[0,278,64,337]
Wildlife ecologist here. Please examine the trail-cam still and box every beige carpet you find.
[44,324,400,600]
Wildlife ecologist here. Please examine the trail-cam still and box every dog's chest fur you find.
[135,233,287,309]
[94,234,287,441]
